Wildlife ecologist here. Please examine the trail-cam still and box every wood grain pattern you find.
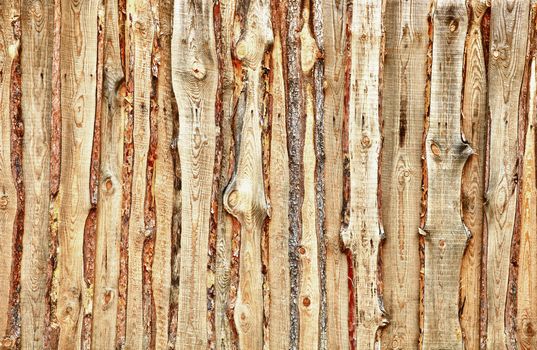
[321,0,349,345]
[91,0,124,346]
[340,0,387,348]
[0,0,21,347]
[56,0,98,346]
[124,0,155,348]
[460,1,489,349]
[421,1,470,348]
[380,1,429,348]
[171,0,218,344]
[223,0,272,346]
[267,5,291,348]
[516,46,537,350]
[485,1,530,348]
[19,0,53,348]
[152,0,174,347]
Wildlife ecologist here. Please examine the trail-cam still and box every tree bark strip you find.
[380,1,429,348]
[459,2,489,349]
[171,0,218,344]
[321,0,350,345]
[485,1,530,348]
[421,1,470,348]
[91,0,125,347]
[340,0,387,348]
[19,0,53,348]
[56,0,98,346]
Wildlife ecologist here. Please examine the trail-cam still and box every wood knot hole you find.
[0,195,8,210]
[302,297,311,307]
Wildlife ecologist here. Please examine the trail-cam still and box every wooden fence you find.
[0,0,536,348]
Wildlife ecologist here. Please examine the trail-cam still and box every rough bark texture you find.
[421,1,470,348]
[4,1,537,349]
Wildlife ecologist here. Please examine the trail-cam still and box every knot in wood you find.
[361,135,371,148]
[0,195,8,210]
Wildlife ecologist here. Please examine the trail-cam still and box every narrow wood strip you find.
[460,1,489,349]
[124,0,155,348]
[152,0,174,347]
[19,0,53,348]
[340,0,387,348]
[223,1,272,346]
[380,1,429,348]
[91,0,125,346]
[321,0,350,344]
[421,1,470,348]
[485,1,530,348]
[56,0,98,347]
[171,0,218,344]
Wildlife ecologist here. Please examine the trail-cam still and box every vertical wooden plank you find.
[171,0,218,345]
[340,0,387,348]
[297,0,322,348]
[124,0,155,348]
[459,1,489,349]
[516,10,537,348]
[152,0,174,348]
[485,1,530,348]
[421,1,470,348]
[0,0,21,347]
[267,6,291,346]
[19,0,53,348]
[321,0,350,345]
[380,0,429,348]
[214,0,236,344]
[91,0,124,346]
[56,0,98,346]
[223,0,272,346]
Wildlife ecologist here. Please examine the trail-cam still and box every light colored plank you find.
[459,1,489,349]
[267,16,291,348]
[223,0,272,346]
[380,0,429,348]
[321,0,350,344]
[171,0,218,345]
[485,1,530,347]
[91,0,124,346]
[19,0,53,348]
[340,0,387,348]
[152,0,174,348]
[0,0,20,346]
[516,10,537,348]
[56,0,98,347]
[421,1,470,348]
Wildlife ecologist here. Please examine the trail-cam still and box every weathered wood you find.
[223,0,272,346]
[0,0,21,347]
[124,0,155,348]
[485,1,530,348]
[380,0,429,348]
[516,48,537,350]
[171,0,218,345]
[460,1,489,349]
[421,1,470,348]
[267,2,291,347]
[340,0,387,348]
[91,0,124,346]
[214,0,236,345]
[152,0,174,347]
[321,0,349,345]
[56,0,98,346]
[19,0,53,348]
